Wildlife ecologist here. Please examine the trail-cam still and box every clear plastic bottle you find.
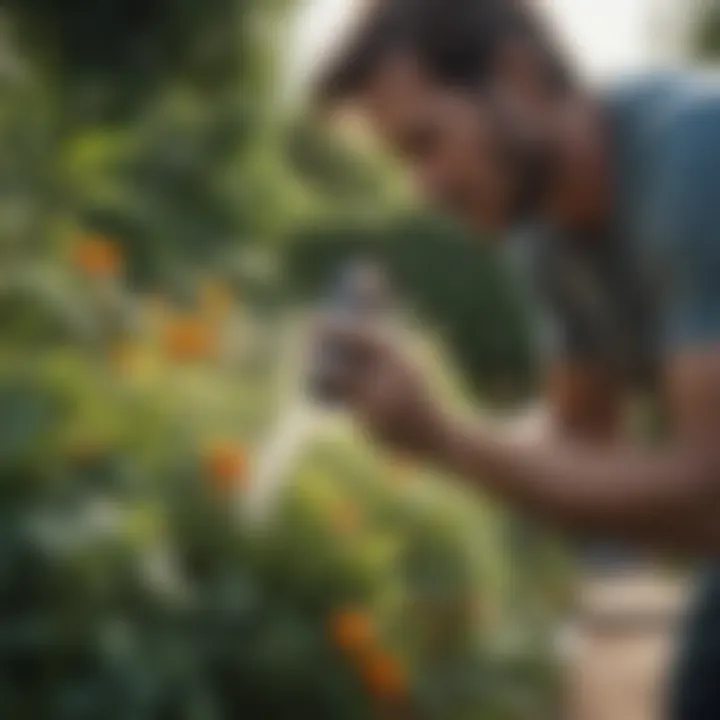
[241,259,392,530]
[307,259,392,404]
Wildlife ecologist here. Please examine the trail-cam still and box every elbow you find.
[682,448,720,555]
[689,446,720,499]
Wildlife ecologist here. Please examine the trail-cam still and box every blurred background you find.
[0,1,717,718]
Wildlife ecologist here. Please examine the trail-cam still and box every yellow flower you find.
[199,280,234,320]
[110,340,158,380]
[74,234,123,277]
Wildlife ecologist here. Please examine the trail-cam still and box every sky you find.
[289,0,668,90]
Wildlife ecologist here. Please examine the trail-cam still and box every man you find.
[314,0,720,716]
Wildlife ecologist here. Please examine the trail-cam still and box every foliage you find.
[0,1,567,717]
[694,5,720,60]
[0,253,565,718]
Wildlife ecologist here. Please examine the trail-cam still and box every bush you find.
[0,250,566,719]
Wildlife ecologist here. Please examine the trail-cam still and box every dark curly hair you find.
[314,0,573,108]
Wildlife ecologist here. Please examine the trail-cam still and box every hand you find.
[313,320,449,458]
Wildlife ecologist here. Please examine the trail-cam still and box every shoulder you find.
[609,71,720,158]
[662,75,720,150]
[647,77,720,332]
[647,73,720,166]
[639,73,720,248]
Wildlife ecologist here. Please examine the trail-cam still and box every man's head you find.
[315,0,575,233]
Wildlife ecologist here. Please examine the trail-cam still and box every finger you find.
[315,354,366,401]
[309,321,381,404]
[313,317,383,363]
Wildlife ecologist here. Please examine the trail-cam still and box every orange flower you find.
[359,647,407,702]
[329,608,375,656]
[74,234,123,277]
[205,441,248,495]
[163,315,217,362]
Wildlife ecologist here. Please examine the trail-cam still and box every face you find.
[360,53,515,233]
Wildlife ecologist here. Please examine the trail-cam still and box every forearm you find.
[433,413,720,553]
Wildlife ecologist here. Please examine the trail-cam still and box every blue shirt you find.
[509,71,720,719]
[512,71,720,385]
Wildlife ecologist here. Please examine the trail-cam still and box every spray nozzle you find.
[308,259,391,404]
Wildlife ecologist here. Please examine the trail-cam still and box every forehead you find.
[362,52,433,101]
[357,51,485,144]
[360,53,454,126]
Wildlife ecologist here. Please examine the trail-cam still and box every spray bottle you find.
[240,259,392,529]
[307,259,392,403]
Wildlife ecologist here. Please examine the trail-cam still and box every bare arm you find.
[432,351,720,554]
[324,311,718,553]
